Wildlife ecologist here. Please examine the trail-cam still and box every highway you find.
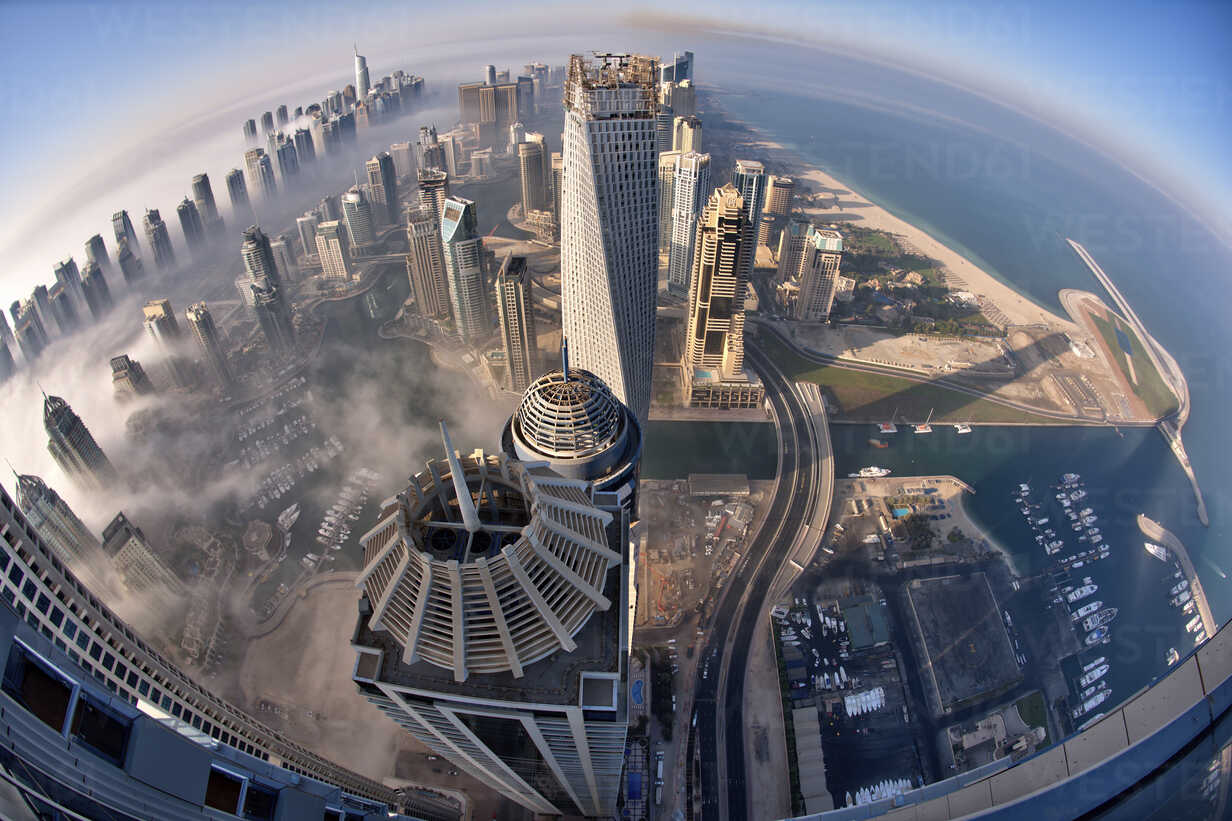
[691,340,823,820]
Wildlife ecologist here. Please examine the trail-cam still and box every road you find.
[691,340,823,820]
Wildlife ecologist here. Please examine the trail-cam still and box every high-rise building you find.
[417,167,450,219]
[260,110,275,134]
[102,512,187,602]
[366,152,399,224]
[495,254,538,392]
[240,225,281,289]
[244,148,277,198]
[251,283,295,355]
[13,312,46,361]
[110,354,154,401]
[270,234,297,282]
[275,103,289,127]
[296,211,321,258]
[732,159,767,238]
[353,370,641,816]
[484,63,496,85]
[775,218,810,281]
[440,197,487,343]
[315,221,353,280]
[115,238,144,284]
[354,46,371,100]
[517,138,547,216]
[225,166,250,212]
[561,53,660,422]
[85,233,111,274]
[191,172,224,236]
[185,302,234,392]
[341,187,375,246]
[0,310,15,352]
[509,121,526,150]
[51,284,79,333]
[31,285,61,339]
[80,261,113,319]
[405,207,450,319]
[242,116,258,144]
[672,114,702,153]
[112,210,140,256]
[176,196,206,253]
[53,257,86,313]
[293,127,316,164]
[141,299,191,387]
[15,473,105,567]
[0,482,444,819]
[319,193,341,222]
[795,226,844,321]
[0,340,13,382]
[661,79,697,117]
[667,152,712,295]
[760,174,795,245]
[273,133,299,181]
[43,394,119,491]
[654,110,675,154]
[390,140,415,178]
[551,151,564,228]
[682,185,765,409]
[143,208,176,271]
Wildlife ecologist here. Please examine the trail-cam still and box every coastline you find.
[710,111,1074,331]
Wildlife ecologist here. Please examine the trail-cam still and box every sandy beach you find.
[735,127,1074,331]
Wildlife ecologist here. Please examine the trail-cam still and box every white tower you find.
[667,152,711,295]
[354,45,370,100]
[560,53,660,422]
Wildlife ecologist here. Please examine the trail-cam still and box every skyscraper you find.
[43,394,119,491]
[115,238,145,284]
[273,132,299,181]
[672,114,702,153]
[275,103,289,127]
[658,151,681,251]
[225,167,250,211]
[251,283,295,355]
[47,283,78,335]
[0,340,14,383]
[84,233,111,274]
[244,147,277,198]
[143,208,176,270]
[270,234,297,282]
[517,137,547,215]
[732,159,767,238]
[0,310,15,352]
[551,151,564,232]
[682,185,765,409]
[80,261,113,319]
[15,473,105,567]
[366,152,399,224]
[776,218,811,281]
[112,210,140,256]
[352,367,641,815]
[191,172,224,236]
[241,224,281,289]
[260,110,275,134]
[661,79,697,117]
[110,354,154,400]
[660,50,694,83]
[495,254,538,392]
[405,207,450,319]
[417,167,450,219]
[242,117,258,144]
[102,512,187,602]
[297,211,321,258]
[185,302,234,392]
[760,174,795,245]
[53,257,86,313]
[416,125,446,171]
[293,127,316,164]
[440,197,487,343]
[176,196,206,253]
[354,45,371,100]
[560,53,660,421]
[141,299,190,388]
[390,140,415,177]
[341,186,375,246]
[667,152,712,296]
[795,226,844,321]
[315,221,353,280]
[31,285,61,338]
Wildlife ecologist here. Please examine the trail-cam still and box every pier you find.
[1067,239,1208,526]
[1138,514,1215,638]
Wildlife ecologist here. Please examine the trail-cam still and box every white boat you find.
[1061,473,1081,484]
[1078,663,1109,687]
[1194,631,1207,645]
[1071,688,1111,720]
[913,409,934,434]
[1144,542,1169,562]
[1081,680,1109,700]
[849,467,892,479]
[1082,608,1118,632]
[277,503,301,531]
[1082,656,1107,673]
[953,422,972,434]
[1070,489,1087,501]
[1170,580,1190,596]
[878,421,898,434]
[1072,601,1103,621]
[1166,647,1180,666]
[1085,626,1110,646]
[1019,483,1031,493]
[1185,615,1203,633]
[1172,590,1192,607]
[1067,584,1098,603]
[1079,508,1094,517]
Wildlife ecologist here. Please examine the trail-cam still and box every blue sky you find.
[0,0,1226,304]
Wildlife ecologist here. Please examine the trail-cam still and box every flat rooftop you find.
[688,474,751,496]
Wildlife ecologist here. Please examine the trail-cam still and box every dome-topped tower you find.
[503,342,641,502]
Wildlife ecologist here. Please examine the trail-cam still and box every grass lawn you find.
[1089,312,1178,419]
[1014,691,1051,747]
[756,333,1067,424]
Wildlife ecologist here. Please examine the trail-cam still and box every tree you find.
[901,514,936,551]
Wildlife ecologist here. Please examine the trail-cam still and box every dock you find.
[1138,514,1215,637]
[1067,239,1207,526]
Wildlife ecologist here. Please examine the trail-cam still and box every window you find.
[71,692,131,766]
[242,782,278,820]
[2,644,74,733]
[204,767,244,813]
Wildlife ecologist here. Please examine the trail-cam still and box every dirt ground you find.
[743,617,792,821]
